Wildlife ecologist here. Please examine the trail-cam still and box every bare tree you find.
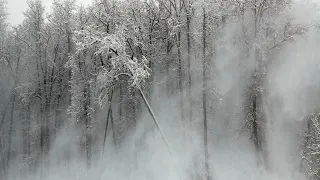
[202,6,211,180]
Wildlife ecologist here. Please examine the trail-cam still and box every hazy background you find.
[7,0,93,25]
[2,0,320,180]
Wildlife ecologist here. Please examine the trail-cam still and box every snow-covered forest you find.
[1,0,320,179]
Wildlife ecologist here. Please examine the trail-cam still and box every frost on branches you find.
[69,24,150,109]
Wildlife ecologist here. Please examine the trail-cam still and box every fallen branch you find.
[102,89,114,154]
[112,69,172,155]
[138,87,172,155]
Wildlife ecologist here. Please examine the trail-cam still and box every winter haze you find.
[7,0,93,25]
[1,0,320,180]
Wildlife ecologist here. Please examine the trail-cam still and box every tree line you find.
[0,0,319,179]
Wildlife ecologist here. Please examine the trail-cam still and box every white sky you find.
[7,0,320,26]
[7,0,94,26]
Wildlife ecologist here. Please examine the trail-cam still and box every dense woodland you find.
[1,0,320,179]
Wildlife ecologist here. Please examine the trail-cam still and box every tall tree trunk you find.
[177,32,184,121]
[103,90,113,153]
[119,81,123,123]
[40,100,45,171]
[202,7,211,180]
[6,93,16,170]
[252,94,260,151]
[22,101,31,167]
[148,19,154,102]
[0,93,12,131]
[84,82,92,168]
[67,26,72,106]
[252,0,262,162]
[55,76,63,134]
[186,4,192,122]
[132,90,137,128]
[110,107,116,146]
[166,36,171,95]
